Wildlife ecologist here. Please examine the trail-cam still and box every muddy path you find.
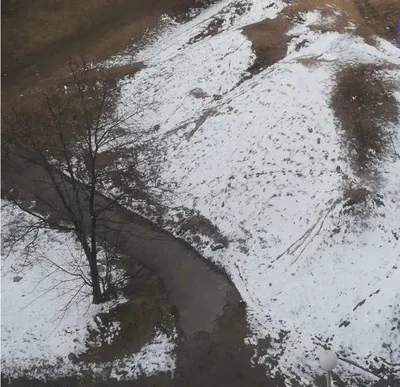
[1,151,280,386]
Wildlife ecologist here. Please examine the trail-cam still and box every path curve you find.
[2,151,232,336]
[1,151,279,387]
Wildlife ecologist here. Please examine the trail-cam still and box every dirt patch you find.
[79,256,174,364]
[2,60,144,143]
[189,17,225,44]
[341,186,371,217]
[1,0,204,100]
[190,88,209,99]
[296,57,321,67]
[188,0,252,45]
[285,0,399,43]
[177,292,286,387]
[71,63,144,91]
[340,185,386,218]
[354,0,399,42]
[331,64,399,182]
[243,15,291,73]
[178,212,229,248]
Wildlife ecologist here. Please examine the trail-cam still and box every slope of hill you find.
[111,0,400,384]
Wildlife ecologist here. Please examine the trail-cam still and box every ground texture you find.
[2,0,400,386]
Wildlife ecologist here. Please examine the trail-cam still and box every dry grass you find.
[340,185,386,220]
[342,186,370,213]
[284,0,399,42]
[243,0,399,74]
[1,0,200,100]
[331,64,398,181]
[243,15,291,73]
[189,17,225,44]
[296,57,321,67]
[355,0,399,42]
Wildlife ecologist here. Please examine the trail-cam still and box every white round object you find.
[319,350,338,371]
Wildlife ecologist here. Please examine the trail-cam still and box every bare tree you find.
[2,59,149,304]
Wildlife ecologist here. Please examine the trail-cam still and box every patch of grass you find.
[189,17,224,44]
[285,0,399,43]
[331,64,398,181]
[243,15,290,74]
[340,185,387,220]
[355,0,400,43]
[341,186,370,216]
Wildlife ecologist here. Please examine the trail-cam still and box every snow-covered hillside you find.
[112,0,400,384]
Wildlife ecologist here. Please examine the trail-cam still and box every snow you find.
[1,201,177,380]
[113,1,400,384]
[1,202,101,375]
[110,331,177,380]
[104,0,285,69]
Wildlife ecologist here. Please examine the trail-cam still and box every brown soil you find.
[243,15,291,73]
[331,64,399,181]
[243,0,399,73]
[1,0,204,100]
[176,294,286,387]
[79,256,173,364]
[284,0,399,42]
[354,0,399,42]
[189,17,225,44]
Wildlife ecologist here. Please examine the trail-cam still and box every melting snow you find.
[1,201,177,380]
[114,0,400,383]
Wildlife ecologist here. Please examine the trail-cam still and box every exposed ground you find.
[243,15,291,73]
[284,0,399,41]
[240,0,399,76]
[331,63,399,182]
[79,257,173,365]
[2,0,400,386]
[1,0,208,98]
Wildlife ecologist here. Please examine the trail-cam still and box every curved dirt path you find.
[1,152,279,387]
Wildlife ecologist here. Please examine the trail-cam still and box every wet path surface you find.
[1,152,279,387]
[2,152,231,336]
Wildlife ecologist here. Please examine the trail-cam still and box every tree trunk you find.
[88,254,102,304]
[81,234,103,304]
